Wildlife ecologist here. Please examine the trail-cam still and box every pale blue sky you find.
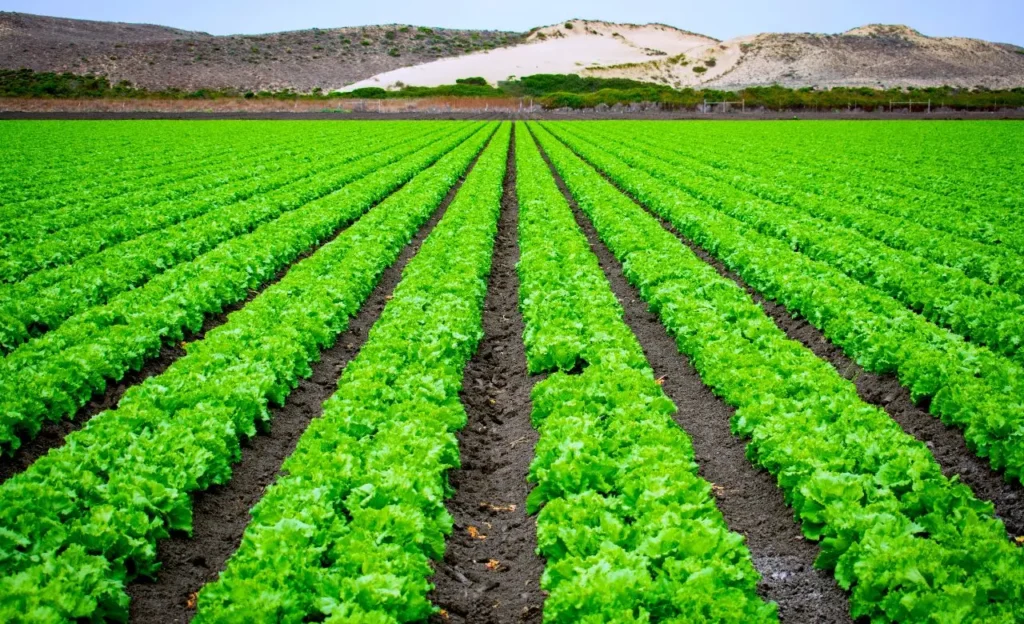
[3,0,1022,44]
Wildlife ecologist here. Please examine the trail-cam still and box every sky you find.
[3,0,1022,44]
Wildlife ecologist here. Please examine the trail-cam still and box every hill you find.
[0,11,521,92]
[2,13,1022,93]
[349,20,1024,92]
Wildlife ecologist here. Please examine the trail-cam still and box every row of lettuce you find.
[194,122,512,622]
[0,123,496,620]
[528,122,1024,622]
[0,124,452,353]
[0,124,358,246]
[543,121,1024,486]
[514,125,777,621]
[0,120,255,208]
[0,126,384,281]
[585,123,1024,348]
[594,122,1024,297]
[660,121,1022,239]
[0,123,481,452]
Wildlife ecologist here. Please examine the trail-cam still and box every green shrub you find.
[346,87,388,98]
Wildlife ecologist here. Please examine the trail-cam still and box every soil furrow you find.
[531,130,853,623]
[546,131,1024,539]
[125,135,493,623]
[429,126,545,624]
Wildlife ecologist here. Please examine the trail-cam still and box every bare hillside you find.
[708,25,1024,90]
[0,12,522,92]
[2,13,1022,93]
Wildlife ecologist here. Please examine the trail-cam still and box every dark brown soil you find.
[429,126,545,623]
[125,136,490,623]
[529,130,852,623]
[548,133,1024,539]
[0,190,362,486]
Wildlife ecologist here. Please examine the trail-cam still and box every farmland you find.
[0,119,1022,623]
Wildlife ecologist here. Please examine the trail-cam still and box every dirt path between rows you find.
[429,126,546,623]
[126,136,492,624]
[530,127,853,623]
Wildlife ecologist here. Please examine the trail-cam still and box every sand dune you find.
[341,20,1024,91]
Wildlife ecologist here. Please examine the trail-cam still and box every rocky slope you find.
[2,13,1022,92]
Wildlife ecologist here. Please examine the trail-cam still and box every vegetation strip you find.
[545,140,1024,543]
[428,125,546,623]
[530,121,1024,622]
[557,122,1024,366]
[0,122,453,352]
[0,123,429,284]
[125,141,467,623]
[0,184,379,487]
[0,125,367,245]
[0,123,497,622]
[0,123,244,213]
[195,123,510,622]
[532,130,853,623]
[516,124,776,622]
[541,121,1024,486]
[624,121,1024,256]
[589,122,1024,297]
[0,123,482,453]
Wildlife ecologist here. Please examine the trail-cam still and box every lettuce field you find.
[0,119,1022,623]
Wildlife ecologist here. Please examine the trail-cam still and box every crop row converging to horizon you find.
[0,119,1022,623]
